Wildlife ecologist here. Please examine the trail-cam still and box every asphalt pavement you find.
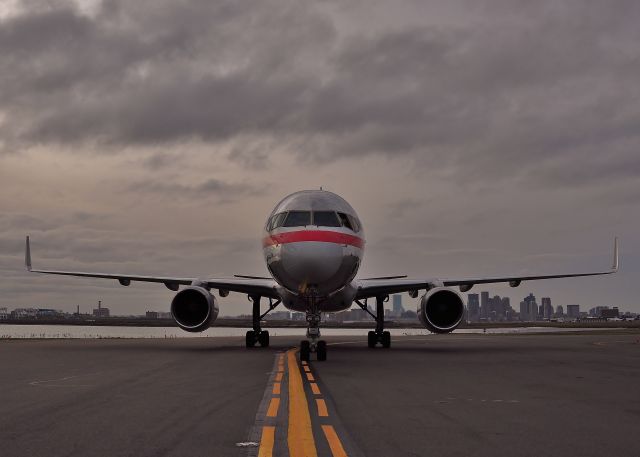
[1,331,639,457]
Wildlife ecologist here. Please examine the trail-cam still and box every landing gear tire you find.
[317,340,327,361]
[246,330,256,348]
[258,330,270,347]
[300,340,311,361]
[381,331,391,348]
[367,331,376,348]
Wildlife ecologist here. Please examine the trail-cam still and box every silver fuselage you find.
[263,190,364,312]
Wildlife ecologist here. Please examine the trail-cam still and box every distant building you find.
[93,301,110,318]
[392,295,404,316]
[589,306,612,318]
[501,297,514,321]
[291,312,305,321]
[541,297,553,320]
[467,294,480,322]
[566,304,580,319]
[11,308,38,319]
[480,291,490,319]
[555,305,564,318]
[265,311,291,320]
[400,310,417,320]
[146,311,159,319]
[519,293,538,321]
[0,307,8,319]
[36,309,63,318]
[601,307,619,319]
[350,309,369,321]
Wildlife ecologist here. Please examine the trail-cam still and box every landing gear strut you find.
[300,289,327,361]
[245,295,281,348]
[357,295,391,348]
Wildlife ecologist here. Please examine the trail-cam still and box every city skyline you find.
[2,290,636,320]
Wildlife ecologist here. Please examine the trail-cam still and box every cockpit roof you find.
[270,190,358,215]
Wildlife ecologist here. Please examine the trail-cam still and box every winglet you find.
[25,235,32,271]
[612,236,619,272]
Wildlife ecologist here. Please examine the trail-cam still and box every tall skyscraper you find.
[392,294,404,316]
[541,297,553,319]
[519,293,538,321]
[480,291,490,319]
[467,294,480,322]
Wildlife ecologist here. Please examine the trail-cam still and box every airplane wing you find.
[354,238,619,300]
[24,236,280,298]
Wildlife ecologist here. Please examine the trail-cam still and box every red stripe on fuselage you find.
[262,230,364,249]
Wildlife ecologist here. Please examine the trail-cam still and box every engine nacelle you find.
[171,286,219,332]
[418,287,464,333]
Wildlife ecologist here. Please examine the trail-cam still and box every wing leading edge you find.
[24,236,279,298]
[355,237,619,300]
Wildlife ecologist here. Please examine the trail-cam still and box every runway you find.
[1,331,639,457]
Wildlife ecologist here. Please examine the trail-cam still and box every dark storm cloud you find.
[0,0,333,146]
[1,0,639,200]
[2,0,639,194]
[127,177,260,201]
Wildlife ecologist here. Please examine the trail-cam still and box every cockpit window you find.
[269,212,288,230]
[283,211,311,227]
[312,211,341,227]
[348,215,361,232]
[337,212,353,230]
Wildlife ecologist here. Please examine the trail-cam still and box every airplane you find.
[24,189,619,361]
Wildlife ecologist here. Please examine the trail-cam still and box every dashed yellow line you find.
[287,349,318,457]
[316,399,329,417]
[310,383,321,395]
[322,425,348,457]
[306,372,315,382]
[303,365,311,372]
[272,382,281,395]
[266,397,280,417]
[258,426,275,457]
[275,372,283,382]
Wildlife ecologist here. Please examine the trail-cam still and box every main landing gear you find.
[300,290,327,362]
[245,295,281,348]
[356,295,391,349]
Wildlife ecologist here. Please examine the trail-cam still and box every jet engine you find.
[171,286,219,332]
[418,288,464,333]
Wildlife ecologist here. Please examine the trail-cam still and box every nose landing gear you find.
[299,337,327,361]
[300,290,327,361]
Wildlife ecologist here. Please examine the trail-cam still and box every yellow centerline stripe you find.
[266,397,280,417]
[272,382,281,395]
[306,372,315,382]
[287,349,318,457]
[316,399,329,417]
[321,425,349,457]
[258,426,275,457]
[303,366,311,372]
[275,372,283,382]
[310,383,321,395]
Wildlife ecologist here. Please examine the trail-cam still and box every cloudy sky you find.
[1,0,638,316]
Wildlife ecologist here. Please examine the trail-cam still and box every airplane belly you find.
[279,285,356,313]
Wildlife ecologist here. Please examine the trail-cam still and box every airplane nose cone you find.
[282,242,343,288]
